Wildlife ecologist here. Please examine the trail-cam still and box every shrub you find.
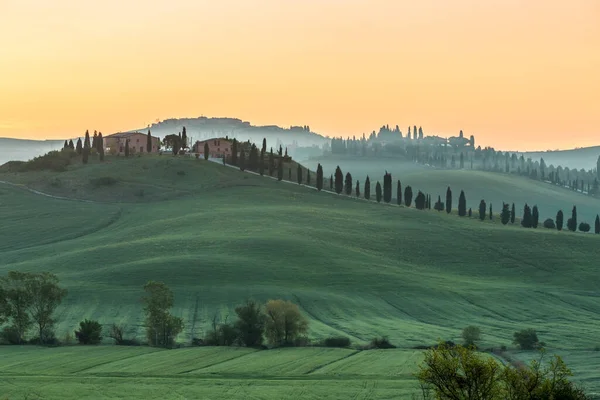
[29,328,59,346]
[370,336,396,349]
[543,218,556,229]
[323,336,351,348]
[513,328,540,350]
[461,326,481,347]
[1,326,22,345]
[205,323,238,346]
[16,150,77,172]
[75,319,103,345]
[579,222,591,232]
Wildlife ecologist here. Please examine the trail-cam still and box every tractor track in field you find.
[305,350,361,375]
[71,351,161,374]
[178,351,257,374]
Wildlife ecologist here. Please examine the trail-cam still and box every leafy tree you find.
[98,133,104,161]
[543,218,556,229]
[404,186,413,207]
[532,205,539,228]
[355,180,360,197]
[264,300,308,346]
[204,142,209,160]
[595,214,600,234]
[297,164,303,184]
[445,186,452,214]
[396,180,402,205]
[568,206,578,232]
[501,203,510,225]
[26,272,68,344]
[76,138,83,155]
[125,139,130,157]
[277,158,283,181]
[142,281,183,348]
[0,272,32,344]
[513,328,540,350]
[462,326,481,347]
[479,199,486,221]
[522,204,532,228]
[375,181,382,202]
[147,130,152,153]
[316,164,323,190]
[75,319,103,345]
[334,166,344,194]
[579,222,591,232]
[268,148,275,176]
[345,172,352,195]
[415,191,426,210]
[511,203,516,224]
[234,299,266,347]
[458,190,466,216]
[383,172,392,203]
[364,176,371,200]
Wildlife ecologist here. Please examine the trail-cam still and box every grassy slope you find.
[1,155,600,397]
[303,155,600,224]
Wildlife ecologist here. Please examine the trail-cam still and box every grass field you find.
[304,155,600,224]
[1,154,599,398]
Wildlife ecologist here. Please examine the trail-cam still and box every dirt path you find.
[0,180,101,203]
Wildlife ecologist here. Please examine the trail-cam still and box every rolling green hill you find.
[1,155,599,398]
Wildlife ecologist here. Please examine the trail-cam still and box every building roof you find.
[106,131,153,138]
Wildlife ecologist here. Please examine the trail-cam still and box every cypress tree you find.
[232,139,238,165]
[204,142,210,160]
[383,172,392,203]
[511,203,516,224]
[147,130,152,153]
[329,174,333,190]
[568,206,577,232]
[396,180,402,205]
[277,157,283,181]
[375,181,382,203]
[125,139,130,157]
[307,168,311,185]
[556,210,564,231]
[76,138,83,155]
[501,203,510,225]
[415,191,426,210]
[249,144,258,170]
[92,131,97,149]
[355,180,360,197]
[532,205,539,228]
[259,150,265,175]
[595,214,600,234]
[345,172,352,195]
[268,148,274,176]
[316,164,323,190]
[181,127,187,149]
[446,186,452,214]
[69,139,74,150]
[458,190,466,216]
[239,150,246,171]
[82,130,90,164]
[262,138,267,153]
[84,130,91,150]
[297,164,303,184]
[364,176,371,200]
[468,208,472,217]
[521,204,532,227]
[98,133,104,161]
[334,166,343,194]
[404,186,413,207]
[63,140,68,150]
[489,204,493,220]
[479,200,486,221]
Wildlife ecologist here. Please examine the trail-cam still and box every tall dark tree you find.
[556,210,564,231]
[204,142,210,160]
[334,166,344,194]
[567,206,577,232]
[415,191,426,210]
[458,190,466,216]
[404,186,413,207]
[98,133,104,161]
[277,157,283,181]
[511,203,516,224]
[532,205,539,228]
[268,148,275,176]
[262,138,267,154]
[375,181,382,203]
[316,164,323,190]
[82,130,91,164]
[68,139,74,150]
[249,144,258,170]
[147,130,152,153]
[239,150,246,171]
[364,176,371,200]
[489,203,493,220]
[330,174,333,190]
[125,139,130,157]
[76,138,82,155]
[435,195,443,211]
[306,169,311,185]
[63,140,68,150]
[232,139,238,165]
[396,180,402,205]
[278,145,283,156]
[501,203,510,225]
[344,172,353,195]
[383,172,392,203]
[258,150,265,175]
[595,214,600,234]
[468,208,472,217]
[181,127,187,149]
[479,200,486,221]
[355,180,360,197]
[297,164,303,184]
[521,204,532,228]
[445,187,452,214]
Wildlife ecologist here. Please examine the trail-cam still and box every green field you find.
[304,155,600,224]
[1,155,599,398]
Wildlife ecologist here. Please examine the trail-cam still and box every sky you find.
[0,0,598,151]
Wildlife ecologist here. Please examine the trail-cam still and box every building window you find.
[136,139,139,143]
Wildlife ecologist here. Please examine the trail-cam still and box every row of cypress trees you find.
[63,130,105,163]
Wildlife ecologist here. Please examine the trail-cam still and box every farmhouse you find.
[105,132,160,155]
[193,138,233,158]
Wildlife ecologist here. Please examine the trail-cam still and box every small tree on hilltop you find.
[297,164,303,184]
[511,203,516,224]
[75,319,103,345]
[446,186,452,214]
[415,191,426,210]
[268,148,275,176]
[98,133,104,161]
[522,204,532,228]
[334,166,344,194]
[595,214,600,234]
[404,186,413,207]
[579,222,591,232]
[277,158,283,181]
[489,203,493,220]
[567,206,577,232]
[375,181,382,203]
[345,172,353,195]
[556,210,564,231]
[82,130,90,164]
[316,164,323,190]
[462,326,481,347]
[513,328,540,350]
[204,142,209,160]
[479,199,486,221]
[76,138,83,155]
[265,300,308,346]
[501,202,511,225]
[364,176,371,200]
[383,172,392,203]
[355,180,360,197]
[234,299,266,347]
[142,281,184,348]
[330,174,333,190]
[532,205,539,228]
[396,180,402,205]
[458,190,466,216]
[147,130,152,153]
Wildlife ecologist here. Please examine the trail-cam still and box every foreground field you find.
[1,155,600,396]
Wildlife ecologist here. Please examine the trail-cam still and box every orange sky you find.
[0,0,598,150]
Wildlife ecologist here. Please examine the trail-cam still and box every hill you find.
[522,146,600,171]
[0,137,65,166]
[1,155,600,396]
[305,155,600,224]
